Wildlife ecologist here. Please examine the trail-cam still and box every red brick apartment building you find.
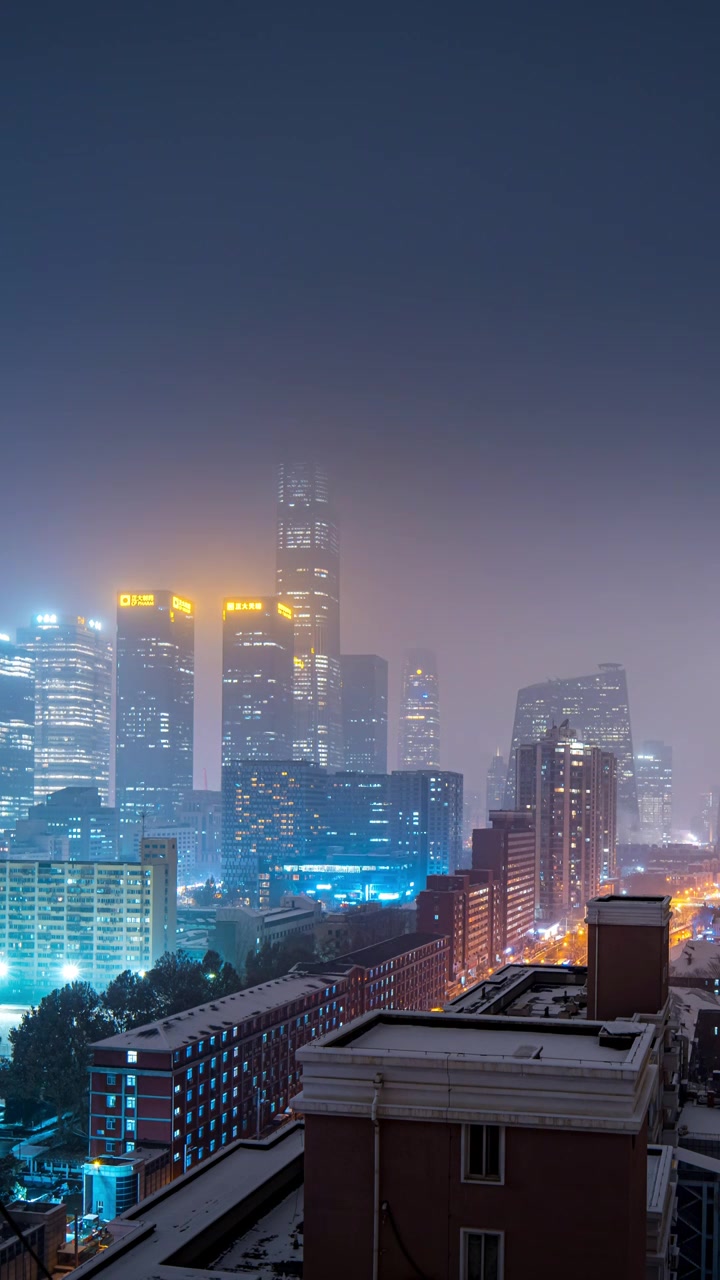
[89,931,448,1177]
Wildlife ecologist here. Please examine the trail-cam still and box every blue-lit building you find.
[11,786,118,861]
[0,636,35,834]
[115,592,194,844]
[17,614,112,806]
[389,768,463,880]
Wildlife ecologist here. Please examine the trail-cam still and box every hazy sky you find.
[2,3,719,823]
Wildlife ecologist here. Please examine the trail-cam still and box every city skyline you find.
[2,6,718,826]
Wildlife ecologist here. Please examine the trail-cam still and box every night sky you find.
[3,3,719,823]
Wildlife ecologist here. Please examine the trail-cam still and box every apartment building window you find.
[462,1125,503,1183]
[127,1051,137,1064]
[106,1074,116,1085]
[462,1230,502,1280]
[106,1095,116,1108]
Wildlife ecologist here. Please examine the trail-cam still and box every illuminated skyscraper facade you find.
[0,637,35,832]
[340,654,388,773]
[636,740,672,844]
[506,663,637,835]
[389,769,463,881]
[222,598,294,764]
[222,759,324,907]
[276,463,341,769]
[17,614,112,806]
[115,592,194,839]
[397,650,440,769]
[516,722,616,917]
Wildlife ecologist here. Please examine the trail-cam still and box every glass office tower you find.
[397,650,440,769]
[340,654,388,773]
[17,614,112,805]
[276,463,342,768]
[221,597,294,764]
[115,592,194,841]
[0,636,35,832]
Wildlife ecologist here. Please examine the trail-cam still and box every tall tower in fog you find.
[17,613,112,805]
[221,597,294,764]
[397,650,440,769]
[115,591,194,839]
[636,740,672,844]
[341,654,388,773]
[486,749,506,820]
[505,663,638,837]
[276,463,342,769]
[0,636,35,831]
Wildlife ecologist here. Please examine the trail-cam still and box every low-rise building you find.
[212,894,321,973]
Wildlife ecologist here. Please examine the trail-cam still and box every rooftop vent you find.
[137,1028,160,1038]
[512,1044,543,1059]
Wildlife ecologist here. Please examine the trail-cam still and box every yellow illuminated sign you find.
[119,593,155,608]
[225,601,264,612]
[172,596,193,615]
[277,603,293,620]
[294,656,305,668]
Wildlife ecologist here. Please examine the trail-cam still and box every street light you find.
[61,963,80,982]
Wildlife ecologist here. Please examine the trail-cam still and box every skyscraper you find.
[340,654,388,773]
[505,663,637,834]
[115,592,194,841]
[397,650,440,769]
[636,740,672,844]
[222,759,324,907]
[485,749,506,821]
[222,597,294,764]
[17,614,112,805]
[0,636,35,833]
[389,769,463,880]
[516,722,616,917]
[276,463,341,769]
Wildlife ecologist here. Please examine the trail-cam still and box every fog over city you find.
[3,5,719,824]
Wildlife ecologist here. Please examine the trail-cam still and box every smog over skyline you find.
[3,3,720,823]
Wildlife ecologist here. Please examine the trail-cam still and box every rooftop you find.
[92,972,342,1052]
[448,963,587,1018]
[671,938,720,977]
[335,930,446,966]
[586,894,672,928]
[74,1125,304,1280]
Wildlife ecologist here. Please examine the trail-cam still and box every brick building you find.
[89,932,448,1178]
[416,874,493,982]
[472,809,536,955]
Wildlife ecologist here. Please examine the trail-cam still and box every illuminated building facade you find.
[0,837,176,996]
[221,597,294,764]
[472,809,536,952]
[16,614,112,805]
[516,723,616,917]
[11,785,118,861]
[115,592,194,841]
[636,740,672,845]
[340,654,388,773]
[222,759,325,908]
[276,463,341,769]
[505,663,637,835]
[323,772,391,856]
[0,636,35,833]
[389,768,463,881]
[397,649,440,769]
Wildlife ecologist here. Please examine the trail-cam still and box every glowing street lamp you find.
[61,963,80,982]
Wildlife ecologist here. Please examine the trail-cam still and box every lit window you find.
[127,1051,138,1064]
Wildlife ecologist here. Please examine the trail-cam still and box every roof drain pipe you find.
[372,1072,384,1280]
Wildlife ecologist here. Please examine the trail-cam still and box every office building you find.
[0,636,35,832]
[213,894,322,973]
[472,809,536,953]
[516,723,616,917]
[397,649,440,768]
[636,740,673,845]
[276,463,342,769]
[0,837,176,996]
[222,759,324,907]
[323,771,391,856]
[485,748,505,820]
[506,663,637,835]
[17,613,112,805]
[389,768,463,880]
[115,592,194,841]
[416,872,494,983]
[340,654,388,772]
[221,597,294,765]
[11,785,118,861]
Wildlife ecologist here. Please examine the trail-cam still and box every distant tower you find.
[115,591,194,841]
[276,464,342,769]
[221,597,294,764]
[506,664,637,837]
[516,722,616,917]
[340,655,388,773]
[485,749,506,821]
[397,650,440,769]
[17,613,112,805]
[636,741,672,844]
[0,636,35,831]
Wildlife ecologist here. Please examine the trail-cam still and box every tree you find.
[103,970,162,1031]
[142,950,213,1018]
[202,950,243,997]
[3,984,117,1135]
[244,935,317,987]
